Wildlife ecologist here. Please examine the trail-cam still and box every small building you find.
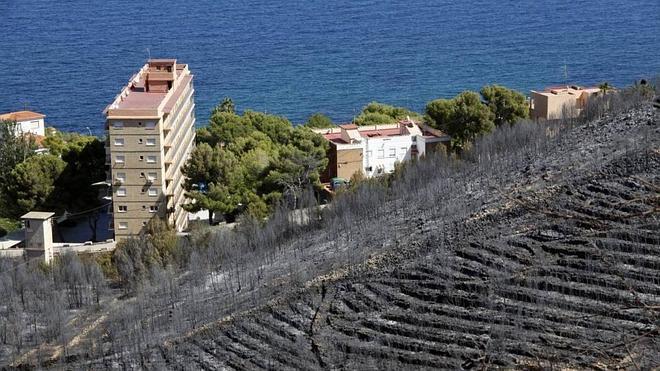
[0,110,46,137]
[530,85,602,121]
[314,120,450,181]
[21,211,55,264]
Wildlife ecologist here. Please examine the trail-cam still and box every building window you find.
[149,205,158,213]
[118,222,128,230]
[138,138,143,144]
[389,148,396,158]
[139,156,144,161]
[115,172,126,183]
[147,172,157,181]
[146,138,156,146]
[113,121,123,129]
[146,155,156,164]
[142,221,148,226]
[116,187,126,197]
[377,149,385,159]
[115,155,125,164]
[118,205,128,213]
[146,122,156,129]
[148,188,158,197]
[114,138,124,146]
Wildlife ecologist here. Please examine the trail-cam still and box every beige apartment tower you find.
[104,59,195,239]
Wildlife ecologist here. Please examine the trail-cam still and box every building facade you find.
[0,110,46,137]
[104,59,195,238]
[314,120,450,181]
[530,85,601,121]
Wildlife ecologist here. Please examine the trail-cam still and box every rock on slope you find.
[143,108,660,370]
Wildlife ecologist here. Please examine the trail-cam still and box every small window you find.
[138,122,143,127]
[114,138,124,146]
[147,172,157,181]
[118,205,128,213]
[377,149,385,159]
[115,172,126,183]
[146,122,156,129]
[118,222,128,230]
[149,205,158,213]
[138,138,143,144]
[142,205,146,210]
[140,172,145,178]
[389,148,396,158]
[146,155,156,164]
[142,221,148,226]
[115,155,125,164]
[148,188,158,197]
[146,138,156,146]
[113,122,123,129]
[116,187,127,197]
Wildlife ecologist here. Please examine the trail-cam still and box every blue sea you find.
[1,0,659,135]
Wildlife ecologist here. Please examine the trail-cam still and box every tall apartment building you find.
[104,59,195,238]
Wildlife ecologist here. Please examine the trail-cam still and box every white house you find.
[0,110,46,137]
[314,120,450,181]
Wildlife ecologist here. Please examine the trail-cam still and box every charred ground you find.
[3,99,658,370]
[130,107,658,369]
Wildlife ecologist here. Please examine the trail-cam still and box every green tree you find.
[211,97,236,116]
[0,121,35,217]
[480,85,529,126]
[57,138,106,211]
[425,91,495,150]
[187,106,329,220]
[303,113,334,128]
[3,154,66,218]
[354,102,422,126]
[598,82,614,95]
[183,145,250,222]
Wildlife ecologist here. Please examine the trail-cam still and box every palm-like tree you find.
[598,82,613,95]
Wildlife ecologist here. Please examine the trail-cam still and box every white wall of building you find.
[16,118,45,136]
[363,135,415,177]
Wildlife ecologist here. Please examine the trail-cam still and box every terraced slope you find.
[70,107,655,371]
[154,146,659,370]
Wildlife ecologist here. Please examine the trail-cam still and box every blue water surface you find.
[1,0,658,134]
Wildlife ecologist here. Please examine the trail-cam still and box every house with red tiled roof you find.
[0,110,46,136]
[313,119,450,181]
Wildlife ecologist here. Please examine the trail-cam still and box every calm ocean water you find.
[1,0,658,134]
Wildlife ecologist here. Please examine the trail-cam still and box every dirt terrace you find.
[82,107,659,370]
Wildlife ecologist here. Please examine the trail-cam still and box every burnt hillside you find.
[129,107,660,370]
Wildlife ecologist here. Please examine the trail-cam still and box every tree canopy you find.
[303,113,334,129]
[354,102,422,126]
[184,101,329,222]
[425,91,495,150]
[2,154,66,218]
[480,85,529,126]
